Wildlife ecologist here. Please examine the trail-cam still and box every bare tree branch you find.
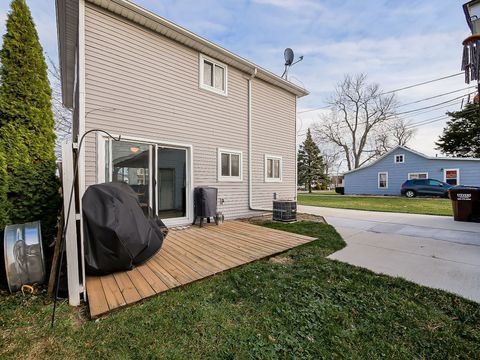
[313,73,407,171]
[47,55,72,159]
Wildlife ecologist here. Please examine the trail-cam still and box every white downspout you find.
[248,68,271,212]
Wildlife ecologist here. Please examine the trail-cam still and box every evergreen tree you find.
[435,104,480,158]
[0,150,9,231]
[298,129,327,193]
[0,0,60,243]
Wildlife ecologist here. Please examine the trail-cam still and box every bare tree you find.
[47,56,72,158]
[374,118,416,155]
[315,74,399,171]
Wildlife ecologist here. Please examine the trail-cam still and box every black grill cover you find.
[82,182,166,276]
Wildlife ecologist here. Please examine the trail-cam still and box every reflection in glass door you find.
[156,147,186,219]
[111,141,152,215]
[105,139,188,221]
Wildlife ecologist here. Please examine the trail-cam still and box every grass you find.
[298,194,453,216]
[1,220,479,359]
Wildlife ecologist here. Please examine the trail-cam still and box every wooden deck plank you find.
[100,274,126,310]
[166,240,227,273]
[173,232,240,268]
[145,258,181,288]
[86,276,110,317]
[87,221,316,317]
[126,268,156,299]
[178,231,253,264]
[136,263,170,293]
[205,226,294,252]
[113,272,142,304]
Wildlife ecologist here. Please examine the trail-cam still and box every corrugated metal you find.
[344,148,480,195]
[83,4,297,219]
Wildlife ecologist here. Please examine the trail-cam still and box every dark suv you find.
[401,179,452,198]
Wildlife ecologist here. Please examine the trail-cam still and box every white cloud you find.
[253,0,324,11]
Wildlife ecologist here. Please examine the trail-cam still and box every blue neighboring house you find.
[344,146,480,196]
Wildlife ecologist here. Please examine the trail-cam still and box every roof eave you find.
[87,0,309,97]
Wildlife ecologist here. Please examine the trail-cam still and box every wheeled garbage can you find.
[448,186,480,222]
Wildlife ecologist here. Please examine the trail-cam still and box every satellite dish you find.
[284,48,294,66]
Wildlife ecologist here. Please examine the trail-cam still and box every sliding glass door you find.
[105,139,189,222]
[156,147,187,219]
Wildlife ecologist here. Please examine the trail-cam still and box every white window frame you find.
[444,168,460,185]
[408,172,428,180]
[199,54,228,96]
[394,154,405,163]
[264,155,282,183]
[378,171,388,189]
[218,148,242,182]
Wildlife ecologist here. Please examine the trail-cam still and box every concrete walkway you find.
[299,205,480,303]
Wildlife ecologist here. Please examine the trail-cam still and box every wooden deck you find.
[85,221,316,317]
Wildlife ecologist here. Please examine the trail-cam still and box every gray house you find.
[344,146,480,196]
[56,0,308,227]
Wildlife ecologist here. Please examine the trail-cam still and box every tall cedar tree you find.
[436,103,480,158]
[298,129,327,193]
[0,0,60,244]
[0,151,8,230]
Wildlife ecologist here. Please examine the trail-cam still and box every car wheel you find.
[405,190,416,198]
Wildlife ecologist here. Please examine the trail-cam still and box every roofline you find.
[344,145,480,175]
[56,0,309,107]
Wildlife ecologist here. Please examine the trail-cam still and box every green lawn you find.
[1,221,478,359]
[298,194,453,216]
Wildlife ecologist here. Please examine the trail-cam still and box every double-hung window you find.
[394,154,405,163]
[265,155,282,182]
[218,149,242,181]
[200,54,227,95]
[378,172,388,189]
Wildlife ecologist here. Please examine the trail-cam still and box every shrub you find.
[0,0,61,245]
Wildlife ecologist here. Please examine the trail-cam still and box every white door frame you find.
[96,134,193,227]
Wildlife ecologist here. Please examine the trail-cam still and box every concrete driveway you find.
[298,205,480,303]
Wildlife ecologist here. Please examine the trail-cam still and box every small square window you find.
[218,149,242,181]
[395,154,405,163]
[200,54,227,95]
[265,155,282,182]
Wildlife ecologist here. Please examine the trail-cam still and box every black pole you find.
[51,129,120,328]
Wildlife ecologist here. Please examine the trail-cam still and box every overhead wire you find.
[296,72,465,114]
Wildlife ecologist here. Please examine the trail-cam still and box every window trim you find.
[443,168,460,185]
[394,154,405,163]
[264,155,282,183]
[218,148,242,182]
[199,54,228,96]
[378,171,388,189]
[408,172,428,180]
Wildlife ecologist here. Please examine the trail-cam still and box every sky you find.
[0,0,472,157]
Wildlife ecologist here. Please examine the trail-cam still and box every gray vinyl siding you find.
[82,4,297,219]
[344,148,480,195]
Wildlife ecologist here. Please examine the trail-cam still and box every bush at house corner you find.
[0,0,61,246]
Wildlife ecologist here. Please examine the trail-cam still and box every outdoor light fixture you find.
[462,1,480,88]
[464,0,480,34]
[130,146,140,154]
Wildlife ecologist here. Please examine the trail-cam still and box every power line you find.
[407,116,450,129]
[379,72,464,95]
[396,86,476,108]
[297,72,465,114]
[395,92,475,116]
